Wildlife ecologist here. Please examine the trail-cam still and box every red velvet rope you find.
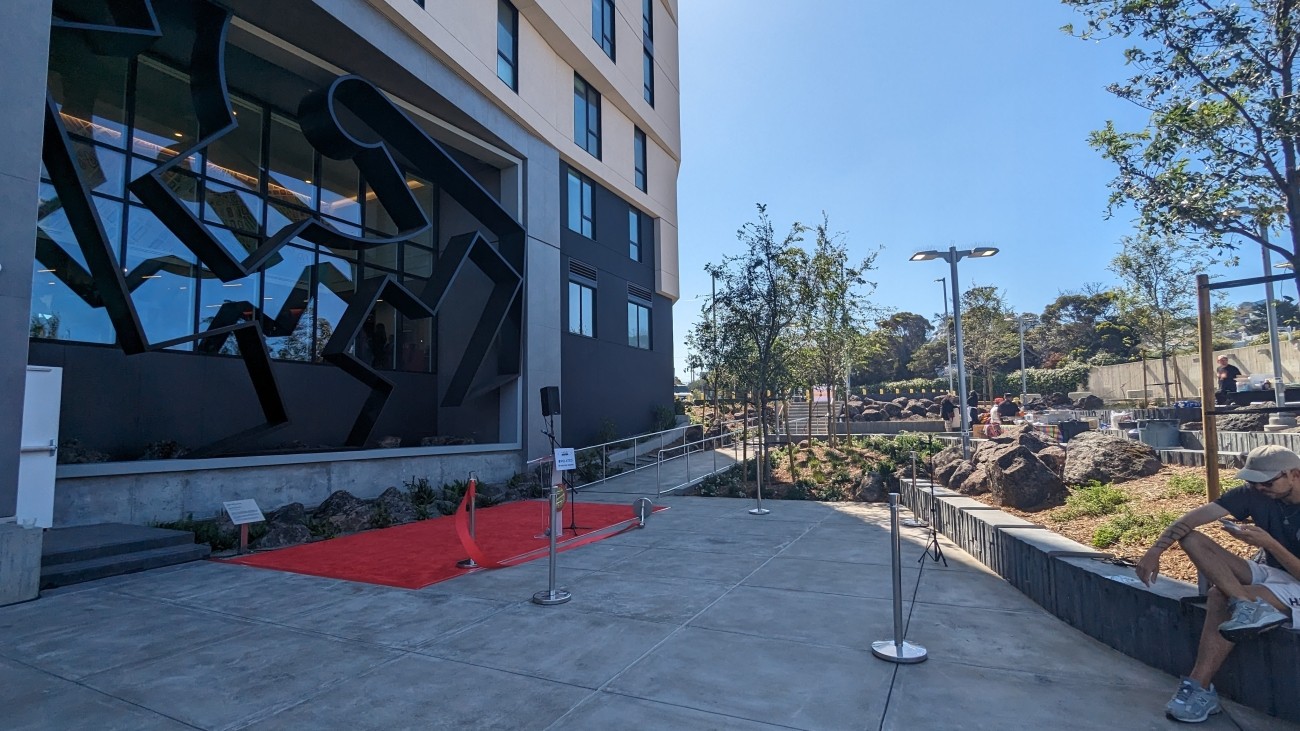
[454,478,647,570]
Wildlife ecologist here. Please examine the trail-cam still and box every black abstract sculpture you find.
[40,0,526,453]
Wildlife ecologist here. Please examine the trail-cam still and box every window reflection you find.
[49,53,129,149]
[132,59,199,163]
[126,205,197,349]
[30,186,120,344]
[267,114,315,210]
[400,275,434,373]
[205,98,262,191]
[320,155,362,225]
[204,183,262,236]
[262,245,316,361]
[314,251,357,362]
[357,267,396,370]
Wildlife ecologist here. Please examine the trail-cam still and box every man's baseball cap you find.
[1236,444,1300,483]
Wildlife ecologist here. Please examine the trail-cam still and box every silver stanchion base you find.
[531,589,572,605]
[871,640,927,664]
[748,508,771,515]
[456,558,479,568]
[901,518,928,528]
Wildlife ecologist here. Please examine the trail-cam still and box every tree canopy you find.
[1064,0,1300,297]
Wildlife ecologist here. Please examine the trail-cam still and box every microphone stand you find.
[542,413,587,534]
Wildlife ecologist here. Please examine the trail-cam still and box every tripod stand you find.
[918,442,947,566]
[542,413,588,534]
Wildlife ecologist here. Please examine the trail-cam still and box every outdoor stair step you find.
[40,542,211,590]
[41,523,199,567]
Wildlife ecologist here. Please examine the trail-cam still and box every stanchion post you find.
[872,493,927,664]
[532,472,571,605]
[901,450,927,528]
[457,472,480,568]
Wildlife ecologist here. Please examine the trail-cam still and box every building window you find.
[569,281,595,337]
[592,0,615,60]
[496,0,518,91]
[566,169,594,238]
[573,74,601,158]
[628,300,651,349]
[633,128,647,192]
[628,209,641,261]
[642,0,654,105]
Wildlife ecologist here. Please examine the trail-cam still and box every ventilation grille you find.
[569,259,597,281]
[628,283,653,302]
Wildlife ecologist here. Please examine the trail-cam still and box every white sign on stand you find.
[222,499,265,525]
[553,447,576,472]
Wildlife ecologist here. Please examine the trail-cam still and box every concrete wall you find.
[0,0,53,519]
[371,0,682,300]
[54,447,521,527]
[901,481,1300,723]
[1087,343,1300,402]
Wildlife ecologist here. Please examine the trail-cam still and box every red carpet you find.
[226,500,657,589]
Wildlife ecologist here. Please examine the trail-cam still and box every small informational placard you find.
[553,447,576,471]
[223,499,265,525]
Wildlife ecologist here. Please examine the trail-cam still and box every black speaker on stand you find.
[539,387,586,533]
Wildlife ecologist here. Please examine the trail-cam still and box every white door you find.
[17,366,62,528]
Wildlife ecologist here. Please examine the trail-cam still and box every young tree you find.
[960,286,1019,400]
[705,205,805,498]
[794,216,879,442]
[1109,233,1210,403]
[1064,1,1300,296]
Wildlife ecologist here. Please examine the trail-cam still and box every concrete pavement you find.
[2,493,1297,730]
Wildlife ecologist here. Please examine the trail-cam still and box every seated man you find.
[1136,445,1300,723]
[995,393,1020,421]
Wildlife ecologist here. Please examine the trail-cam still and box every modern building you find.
[0,0,680,603]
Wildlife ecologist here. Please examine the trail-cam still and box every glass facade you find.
[628,300,650,349]
[592,0,615,59]
[566,169,594,238]
[497,0,518,91]
[34,54,438,373]
[634,128,647,192]
[569,281,595,337]
[573,74,601,159]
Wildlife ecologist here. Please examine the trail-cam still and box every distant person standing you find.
[939,395,957,431]
[966,390,980,424]
[1216,356,1243,406]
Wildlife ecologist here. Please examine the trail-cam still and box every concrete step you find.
[40,542,211,590]
[41,523,198,567]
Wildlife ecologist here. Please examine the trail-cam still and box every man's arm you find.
[1233,524,1300,581]
[1135,503,1230,585]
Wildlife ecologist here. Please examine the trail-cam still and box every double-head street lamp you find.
[910,246,1000,458]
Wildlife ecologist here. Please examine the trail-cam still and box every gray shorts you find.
[1249,562,1300,622]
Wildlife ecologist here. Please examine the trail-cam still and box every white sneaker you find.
[1218,597,1289,642]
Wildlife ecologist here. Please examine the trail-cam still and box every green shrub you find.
[652,404,677,431]
[1055,481,1130,521]
[405,475,437,520]
[786,478,815,501]
[1091,509,1180,548]
[1162,473,1243,499]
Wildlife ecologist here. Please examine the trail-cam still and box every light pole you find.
[937,277,953,395]
[910,246,1000,459]
[1006,313,1032,406]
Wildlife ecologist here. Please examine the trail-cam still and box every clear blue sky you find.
[671,0,1256,380]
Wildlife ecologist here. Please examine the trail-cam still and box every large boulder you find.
[1074,394,1105,410]
[374,486,418,525]
[988,446,1067,510]
[881,402,903,419]
[253,502,312,550]
[1037,445,1067,476]
[312,490,375,534]
[1062,432,1161,485]
[955,463,990,495]
[859,408,885,422]
[1216,404,1272,433]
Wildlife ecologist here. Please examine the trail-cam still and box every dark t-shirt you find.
[1216,485,1300,569]
[996,401,1019,419]
[1217,364,1241,392]
[940,400,955,419]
